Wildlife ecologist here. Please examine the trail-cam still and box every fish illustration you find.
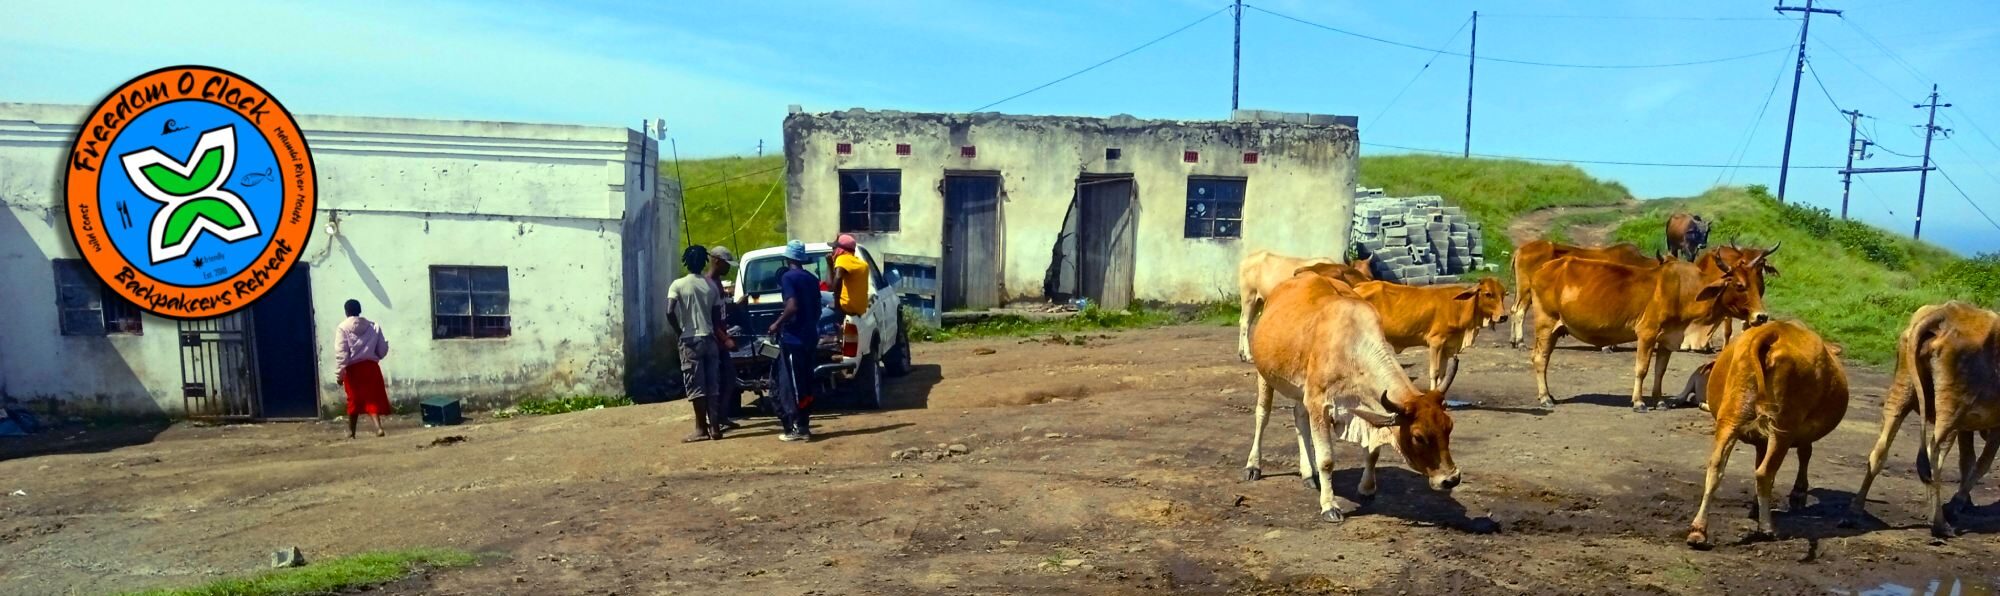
[239,167,274,187]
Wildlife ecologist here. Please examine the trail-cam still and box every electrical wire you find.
[1365,15,1473,132]
[1361,141,1843,169]
[970,4,1231,112]
[1838,16,1932,85]
[1247,4,1795,69]
[1479,13,1789,22]
[1717,46,1799,186]
[1935,167,2000,232]
[1855,175,1899,217]
[684,165,785,192]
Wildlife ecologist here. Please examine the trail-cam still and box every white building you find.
[784,108,1358,310]
[0,103,678,419]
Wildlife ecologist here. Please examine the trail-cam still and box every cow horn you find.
[1714,258,1733,274]
[1378,391,1406,417]
[1749,241,1781,269]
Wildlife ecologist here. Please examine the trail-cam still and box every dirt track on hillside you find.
[2,325,1996,595]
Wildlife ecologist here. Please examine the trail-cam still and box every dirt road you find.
[1,325,1994,594]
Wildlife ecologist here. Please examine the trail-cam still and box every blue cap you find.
[782,240,809,262]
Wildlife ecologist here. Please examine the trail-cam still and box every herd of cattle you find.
[1231,214,2000,549]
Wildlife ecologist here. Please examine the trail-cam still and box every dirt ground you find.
[2,325,1996,595]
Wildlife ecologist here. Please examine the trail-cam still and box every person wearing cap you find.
[767,240,823,442]
[828,234,871,318]
[705,246,742,429]
[668,244,729,442]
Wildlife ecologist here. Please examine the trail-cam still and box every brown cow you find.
[1528,255,1766,411]
[1353,277,1508,393]
[1681,321,1849,549]
[1509,240,1658,348]
[1847,301,2000,539]
[1665,213,1712,261]
[1682,244,1781,352]
[1244,274,1459,522]
[1237,249,1373,361]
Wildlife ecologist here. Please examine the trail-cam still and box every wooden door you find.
[1078,177,1136,310]
[943,175,1002,310]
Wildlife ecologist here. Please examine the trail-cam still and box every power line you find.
[1838,16,1931,85]
[1245,4,1794,69]
[1855,175,1899,217]
[684,165,785,192]
[1365,15,1473,132]
[971,4,1231,112]
[1936,167,2000,232]
[1361,141,1843,169]
[1809,34,1914,103]
[1480,13,1789,22]
[1718,47,1799,186]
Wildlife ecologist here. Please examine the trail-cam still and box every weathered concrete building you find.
[784,108,1358,310]
[0,103,677,418]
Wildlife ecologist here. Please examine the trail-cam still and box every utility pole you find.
[1839,109,1869,220]
[1232,0,1242,111]
[1773,0,1840,203]
[1464,10,1477,158]
[1914,84,1952,240]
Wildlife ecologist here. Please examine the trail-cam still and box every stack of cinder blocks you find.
[1350,194,1485,285]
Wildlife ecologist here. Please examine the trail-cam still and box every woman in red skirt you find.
[335,299,392,438]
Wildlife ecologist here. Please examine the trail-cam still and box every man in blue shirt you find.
[767,240,824,442]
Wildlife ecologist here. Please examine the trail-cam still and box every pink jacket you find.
[335,316,390,369]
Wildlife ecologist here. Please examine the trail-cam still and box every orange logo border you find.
[63,65,317,320]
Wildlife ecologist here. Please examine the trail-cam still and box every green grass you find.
[1357,154,1635,274]
[493,395,634,419]
[1599,185,1992,365]
[912,303,1238,342]
[669,155,788,252]
[124,548,477,596]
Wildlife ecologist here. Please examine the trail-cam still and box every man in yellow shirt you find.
[829,234,870,316]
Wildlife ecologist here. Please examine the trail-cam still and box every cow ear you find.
[1454,287,1478,301]
[1696,280,1728,301]
[1764,264,1781,277]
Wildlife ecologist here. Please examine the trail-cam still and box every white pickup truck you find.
[726,242,912,410]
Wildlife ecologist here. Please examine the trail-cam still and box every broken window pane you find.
[838,170,901,233]
[1184,178,1247,238]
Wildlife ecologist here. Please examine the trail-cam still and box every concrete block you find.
[1387,236,1408,247]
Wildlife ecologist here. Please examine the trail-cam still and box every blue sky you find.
[6,0,1997,254]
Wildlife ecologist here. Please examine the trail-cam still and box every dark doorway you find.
[943,174,1002,310]
[1077,175,1137,310]
[251,267,321,419]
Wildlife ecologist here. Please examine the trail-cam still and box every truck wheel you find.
[884,325,913,378]
[847,354,885,410]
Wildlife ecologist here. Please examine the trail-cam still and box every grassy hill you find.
[1588,185,1997,365]
[668,155,788,252]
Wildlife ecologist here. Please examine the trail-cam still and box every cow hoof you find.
[1632,404,1649,413]
[1685,530,1711,550]
[1745,529,1775,543]
[1243,467,1262,482]
[1355,490,1377,504]
[1319,508,1345,523]
[1788,493,1809,512]
[1537,396,1556,409]
[1945,495,1973,523]
[1302,475,1320,491]
[1931,523,1957,541]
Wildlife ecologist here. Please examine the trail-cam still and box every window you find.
[1185,177,1247,238]
[53,259,142,336]
[432,266,510,339]
[741,250,830,297]
[839,170,901,233]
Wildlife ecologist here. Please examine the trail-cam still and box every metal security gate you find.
[180,312,263,420]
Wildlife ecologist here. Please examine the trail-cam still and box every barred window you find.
[53,259,143,336]
[1185,177,1246,238]
[839,170,901,233]
[432,266,510,339]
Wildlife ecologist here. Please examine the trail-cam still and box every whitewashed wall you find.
[0,103,662,415]
[784,109,1357,304]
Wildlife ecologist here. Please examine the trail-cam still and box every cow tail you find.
[1907,307,1945,484]
[1735,328,1778,431]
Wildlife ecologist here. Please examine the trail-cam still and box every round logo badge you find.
[64,66,316,319]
